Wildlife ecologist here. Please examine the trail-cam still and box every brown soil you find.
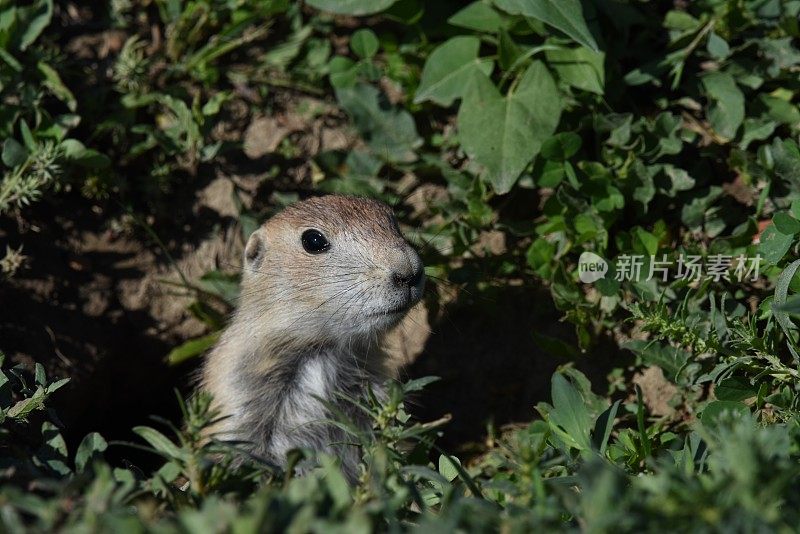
[0,101,629,460]
[0,186,630,458]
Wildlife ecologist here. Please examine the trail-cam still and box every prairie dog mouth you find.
[371,303,412,317]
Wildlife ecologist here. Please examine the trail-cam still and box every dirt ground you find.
[0,190,628,458]
[0,92,632,458]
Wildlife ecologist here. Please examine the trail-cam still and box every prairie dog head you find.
[240,195,425,343]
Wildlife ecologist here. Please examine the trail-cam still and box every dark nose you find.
[393,267,424,288]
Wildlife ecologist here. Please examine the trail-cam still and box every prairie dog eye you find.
[301,229,330,254]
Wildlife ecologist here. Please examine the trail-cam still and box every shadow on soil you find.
[406,282,631,452]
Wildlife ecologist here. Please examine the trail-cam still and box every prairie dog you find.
[201,195,425,477]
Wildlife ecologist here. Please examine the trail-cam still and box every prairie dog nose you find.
[392,266,424,288]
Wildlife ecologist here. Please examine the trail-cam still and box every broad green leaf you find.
[414,37,494,107]
[306,0,397,16]
[350,28,379,59]
[706,32,730,59]
[498,28,522,71]
[774,212,800,235]
[320,455,352,510]
[336,83,422,163]
[592,400,620,454]
[61,139,111,169]
[739,118,776,149]
[702,72,744,141]
[536,159,565,188]
[664,10,699,31]
[494,0,599,51]
[758,224,794,265]
[2,139,27,167]
[759,94,800,128]
[166,332,221,365]
[546,47,605,94]
[328,56,359,89]
[438,454,461,481]
[156,461,182,483]
[548,373,593,450]
[633,227,659,256]
[662,165,695,196]
[701,400,749,422]
[75,432,108,473]
[7,387,47,419]
[133,426,188,460]
[527,237,556,276]
[37,421,71,476]
[772,138,800,189]
[458,62,561,193]
[541,132,582,161]
[448,1,506,32]
[715,377,756,402]
[19,0,53,51]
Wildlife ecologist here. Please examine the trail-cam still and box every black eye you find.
[301,229,330,254]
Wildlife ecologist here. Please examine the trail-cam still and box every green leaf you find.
[458,62,561,194]
[548,373,593,450]
[306,0,397,16]
[19,0,53,51]
[545,47,605,94]
[133,426,188,460]
[2,139,28,167]
[498,28,522,71]
[633,227,659,256]
[61,139,111,169]
[777,294,800,315]
[494,0,599,51]
[34,363,45,386]
[198,270,240,306]
[448,1,506,32]
[774,212,800,235]
[438,454,461,482]
[201,92,229,116]
[758,224,794,265]
[541,132,582,161]
[166,332,221,365]
[38,61,77,112]
[402,376,440,393]
[328,56,359,89]
[336,83,422,163]
[739,118,776,149]
[592,400,620,454]
[320,455,352,510]
[715,377,756,402]
[759,95,800,128]
[773,259,800,364]
[702,72,744,141]
[75,432,108,473]
[772,138,800,189]
[350,28,379,59]
[701,400,749,422]
[414,37,494,107]
[706,32,730,59]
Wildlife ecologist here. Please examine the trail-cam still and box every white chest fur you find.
[269,355,333,458]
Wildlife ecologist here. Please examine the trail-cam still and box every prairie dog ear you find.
[244,229,266,269]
